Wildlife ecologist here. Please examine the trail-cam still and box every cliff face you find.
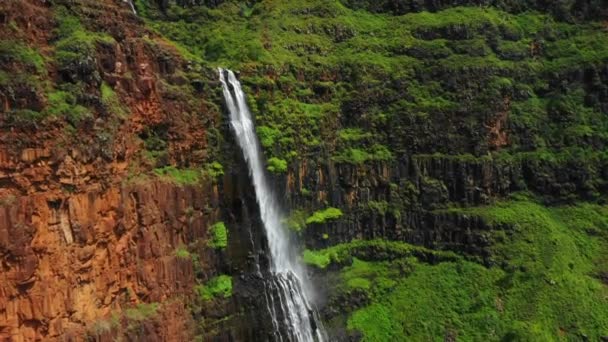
[0,180,209,340]
[0,0,225,340]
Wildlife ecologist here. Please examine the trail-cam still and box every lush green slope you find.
[307,199,608,340]
[139,0,608,167]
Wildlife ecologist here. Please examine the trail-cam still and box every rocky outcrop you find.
[0,180,217,341]
[279,151,607,255]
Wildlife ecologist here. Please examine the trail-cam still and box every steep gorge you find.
[2,0,608,341]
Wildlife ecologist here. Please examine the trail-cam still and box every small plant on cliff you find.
[332,145,393,165]
[205,161,224,180]
[100,82,127,118]
[174,246,191,259]
[208,221,228,249]
[267,157,288,173]
[303,249,333,269]
[45,90,92,125]
[306,207,343,225]
[154,166,202,185]
[195,275,232,301]
[0,41,45,74]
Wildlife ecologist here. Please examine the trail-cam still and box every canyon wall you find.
[0,0,229,340]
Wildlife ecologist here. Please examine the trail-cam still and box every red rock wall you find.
[0,0,222,339]
[0,180,216,341]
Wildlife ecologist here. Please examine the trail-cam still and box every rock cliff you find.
[0,0,224,340]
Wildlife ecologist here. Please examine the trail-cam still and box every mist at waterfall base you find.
[219,68,327,342]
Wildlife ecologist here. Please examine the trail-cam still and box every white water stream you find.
[219,68,326,341]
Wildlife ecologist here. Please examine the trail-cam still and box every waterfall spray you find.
[219,68,326,341]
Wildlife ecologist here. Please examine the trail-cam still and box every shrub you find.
[267,157,288,173]
[306,207,343,225]
[257,125,281,148]
[208,222,228,249]
[195,275,232,301]
[205,161,224,179]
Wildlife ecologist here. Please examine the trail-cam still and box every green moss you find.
[6,109,47,125]
[0,41,45,74]
[100,82,127,117]
[337,128,372,142]
[365,200,389,215]
[267,157,288,173]
[54,6,115,71]
[306,207,343,225]
[347,259,504,341]
[195,275,233,301]
[208,222,228,249]
[45,90,92,124]
[153,166,202,185]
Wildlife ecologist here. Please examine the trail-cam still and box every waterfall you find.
[219,68,326,342]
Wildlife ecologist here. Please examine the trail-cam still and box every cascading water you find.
[219,68,326,342]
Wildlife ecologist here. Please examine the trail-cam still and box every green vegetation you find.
[303,239,457,269]
[44,90,92,124]
[0,41,45,73]
[153,166,202,185]
[286,209,308,232]
[195,275,233,301]
[174,247,191,259]
[305,207,343,225]
[267,157,288,173]
[347,258,505,341]
[101,82,127,118]
[54,6,114,72]
[332,145,393,165]
[205,161,224,179]
[313,200,608,340]
[138,0,608,170]
[208,222,228,249]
